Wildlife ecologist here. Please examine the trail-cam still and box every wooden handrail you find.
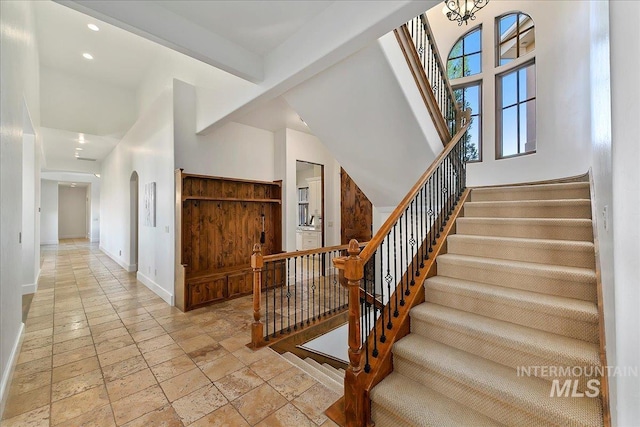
[419,14,461,123]
[263,241,368,263]
[360,121,469,262]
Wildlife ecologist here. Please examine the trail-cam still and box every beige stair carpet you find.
[370,181,604,427]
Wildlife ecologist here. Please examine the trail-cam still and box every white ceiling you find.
[40,127,119,167]
[35,1,165,90]
[156,1,334,56]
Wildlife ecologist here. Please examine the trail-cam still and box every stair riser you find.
[394,356,554,426]
[371,406,414,427]
[410,317,599,391]
[437,260,597,302]
[456,220,594,241]
[464,204,592,219]
[447,238,596,269]
[471,188,590,202]
[425,288,599,343]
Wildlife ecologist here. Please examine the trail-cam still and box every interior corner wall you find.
[173,80,275,181]
[100,89,175,305]
[58,186,88,239]
[426,0,593,186]
[21,133,37,292]
[609,1,640,423]
[0,0,41,416]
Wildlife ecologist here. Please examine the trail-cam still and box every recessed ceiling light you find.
[94,174,101,178]
[82,53,94,60]
[87,24,99,32]
[75,147,83,150]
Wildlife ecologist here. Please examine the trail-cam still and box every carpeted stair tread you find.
[463,199,592,219]
[424,276,599,342]
[456,217,593,241]
[393,335,603,426]
[447,234,595,268]
[409,303,600,368]
[435,253,597,301]
[425,276,598,323]
[322,363,345,379]
[281,352,342,395]
[470,182,590,202]
[370,372,504,427]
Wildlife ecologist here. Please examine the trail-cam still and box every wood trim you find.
[263,241,368,263]
[249,305,349,349]
[182,196,281,204]
[181,172,282,187]
[394,25,451,145]
[174,169,186,311]
[588,168,611,427]
[360,123,469,262]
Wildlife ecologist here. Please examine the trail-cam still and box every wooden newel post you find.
[333,239,365,427]
[250,244,264,348]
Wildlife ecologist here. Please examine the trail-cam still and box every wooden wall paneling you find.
[341,168,373,244]
[178,173,283,310]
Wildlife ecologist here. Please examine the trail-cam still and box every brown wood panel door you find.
[340,168,373,244]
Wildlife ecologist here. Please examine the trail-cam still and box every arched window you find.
[447,27,482,79]
[448,27,483,162]
[496,12,536,158]
[497,12,535,66]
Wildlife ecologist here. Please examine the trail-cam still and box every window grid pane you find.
[447,27,482,79]
[499,62,536,158]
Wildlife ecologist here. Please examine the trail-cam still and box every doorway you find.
[130,171,139,271]
[295,161,324,249]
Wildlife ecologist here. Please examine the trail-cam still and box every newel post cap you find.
[251,244,263,269]
[344,239,363,281]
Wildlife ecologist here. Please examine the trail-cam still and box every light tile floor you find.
[1,240,341,427]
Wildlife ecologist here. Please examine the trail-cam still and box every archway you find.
[130,171,139,271]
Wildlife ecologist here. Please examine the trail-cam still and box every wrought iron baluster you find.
[399,212,405,307]
[393,225,399,318]
[411,198,418,283]
[293,256,298,331]
[272,262,276,338]
[286,258,291,333]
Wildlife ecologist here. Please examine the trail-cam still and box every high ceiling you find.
[35,1,164,90]
[156,1,333,56]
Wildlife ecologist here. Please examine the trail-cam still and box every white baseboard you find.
[22,283,37,295]
[0,323,25,420]
[99,246,136,272]
[136,271,174,306]
[59,234,86,239]
[90,237,100,243]
[40,240,58,245]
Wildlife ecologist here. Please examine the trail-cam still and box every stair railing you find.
[333,119,471,426]
[250,242,367,349]
[395,13,463,143]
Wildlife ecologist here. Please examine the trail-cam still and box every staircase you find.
[370,181,605,426]
[282,352,345,395]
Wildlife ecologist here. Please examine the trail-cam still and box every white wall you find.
[22,132,40,294]
[609,1,640,424]
[173,80,275,181]
[40,66,137,137]
[58,186,87,239]
[40,180,59,245]
[0,0,40,416]
[284,36,443,209]
[41,172,101,243]
[100,89,175,304]
[427,1,593,186]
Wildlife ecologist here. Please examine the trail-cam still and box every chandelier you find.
[443,0,490,26]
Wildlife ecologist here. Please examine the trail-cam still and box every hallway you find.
[1,241,339,426]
